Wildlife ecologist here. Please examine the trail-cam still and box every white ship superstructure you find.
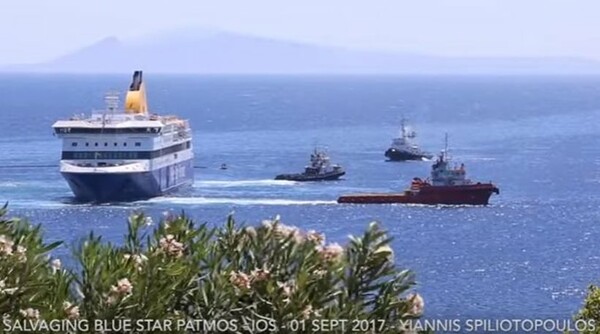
[52,71,194,202]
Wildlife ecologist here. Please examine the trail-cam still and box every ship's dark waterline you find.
[62,159,194,202]
[385,148,432,161]
[1,75,600,319]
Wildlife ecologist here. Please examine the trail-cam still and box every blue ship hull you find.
[62,159,194,203]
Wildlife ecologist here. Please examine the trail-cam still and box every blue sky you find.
[0,0,598,64]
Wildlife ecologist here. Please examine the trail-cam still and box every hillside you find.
[4,29,600,74]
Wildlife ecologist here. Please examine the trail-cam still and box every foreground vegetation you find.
[0,204,424,333]
[576,286,600,334]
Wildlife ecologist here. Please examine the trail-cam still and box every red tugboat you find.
[338,135,499,205]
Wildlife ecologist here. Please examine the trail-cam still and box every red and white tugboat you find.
[338,135,499,205]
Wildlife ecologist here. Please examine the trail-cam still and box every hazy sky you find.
[1,0,599,64]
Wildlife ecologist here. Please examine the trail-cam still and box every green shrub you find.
[1,205,426,333]
[576,285,600,334]
[0,204,72,320]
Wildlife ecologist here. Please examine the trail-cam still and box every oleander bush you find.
[576,285,600,334]
[0,203,426,333]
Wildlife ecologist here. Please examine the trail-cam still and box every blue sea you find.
[1,74,600,320]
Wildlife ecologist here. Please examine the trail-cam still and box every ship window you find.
[104,142,108,146]
[94,143,98,147]
[85,143,89,147]
[71,142,78,147]
[123,142,127,146]
[114,143,117,147]
[135,142,141,147]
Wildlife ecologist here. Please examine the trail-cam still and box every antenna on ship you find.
[102,91,119,130]
[312,139,323,154]
[105,91,120,114]
[444,132,449,160]
[400,115,417,139]
[400,115,406,138]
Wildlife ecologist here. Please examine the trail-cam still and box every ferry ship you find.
[385,118,433,161]
[339,135,499,205]
[52,71,194,202]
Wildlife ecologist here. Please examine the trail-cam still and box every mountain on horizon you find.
[4,29,600,75]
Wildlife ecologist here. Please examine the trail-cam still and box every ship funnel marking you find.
[124,70,148,114]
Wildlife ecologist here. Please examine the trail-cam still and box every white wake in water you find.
[0,181,21,188]
[0,180,66,189]
[8,200,67,208]
[194,179,298,188]
[147,196,335,206]
[7,200,136,209]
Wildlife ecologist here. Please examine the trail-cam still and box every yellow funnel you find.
[124,71,148,114]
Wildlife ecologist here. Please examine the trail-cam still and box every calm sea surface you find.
[1,74,600,319]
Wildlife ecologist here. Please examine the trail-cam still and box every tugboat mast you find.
[443,132,449,160]
[401,117,406,139]
[385,116,432,161]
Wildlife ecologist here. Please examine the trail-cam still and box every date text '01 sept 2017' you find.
[2,318,597,332]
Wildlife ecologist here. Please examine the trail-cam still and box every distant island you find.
[3,29,600,75]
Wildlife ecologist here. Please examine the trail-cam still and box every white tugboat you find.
[275,148,345,181]
[52,71,194,202]
[385,118,432,161]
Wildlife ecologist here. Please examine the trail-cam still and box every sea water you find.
[1,74,600,319]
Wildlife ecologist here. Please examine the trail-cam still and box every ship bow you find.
[62,171,159,202]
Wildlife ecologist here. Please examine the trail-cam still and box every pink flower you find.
[124,253,147,271]
[250,267,271,283]
[15,245,27,263]
[63,302,80,320]
[306,230,325,245]
[277,280,297,298]
[0,235,14,256]
[229,271,251,290]
[405,293,424,317]
[19,308,40,319]
[301,305,321,319]
[116,278,133,295]
[159,234,185,257]
[50,259,62,273]
[262,219,303,243]
[317,243,344,262]
[244,226,257,239]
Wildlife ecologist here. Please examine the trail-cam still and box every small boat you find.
[220,163,228,170]
[275,149,345,182]
[339,134,499,205]
[385,117,433,161]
